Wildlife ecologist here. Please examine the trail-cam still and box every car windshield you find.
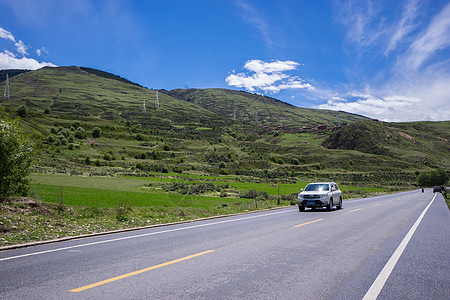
[305,184,329,192]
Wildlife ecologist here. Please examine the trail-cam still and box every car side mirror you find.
[301,189,304,192]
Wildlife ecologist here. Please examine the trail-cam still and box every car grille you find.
[303,194,321,199]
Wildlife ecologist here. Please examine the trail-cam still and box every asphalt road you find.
[0,189,449,299]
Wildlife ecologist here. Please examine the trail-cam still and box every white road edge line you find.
[362,194,437,300]
[0,209,293,262]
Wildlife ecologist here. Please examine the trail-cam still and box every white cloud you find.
[0,27,16,42]
[226,59,314,93]
[325,1,450,122]
[244,59,299,73]
[36,47,49,57]
[316,92,448,122]
[0,27,56,70]
[333,0,384,48]
[4,50,16,58]
[385,0,420,55]
[235,0,273,47]
[14,40,28,56]
[400,2,450,71]
[0,51,56,70]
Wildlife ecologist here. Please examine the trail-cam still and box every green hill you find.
[165,88,366,129]
[1,66,448,187]
[323,120,450,168]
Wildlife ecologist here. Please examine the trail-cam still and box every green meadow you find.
[29,173,388,209]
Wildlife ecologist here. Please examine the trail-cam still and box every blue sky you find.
[1,0,449,122]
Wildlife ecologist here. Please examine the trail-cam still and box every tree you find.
[74,127,86,139]
[17,105,28,118]
[0,116,35,200]
[92,127,101,138]
[416,169,449,187]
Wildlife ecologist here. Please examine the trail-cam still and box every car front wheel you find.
[299,206,305,212]
[327,199,333,211]
[337,198,343,209]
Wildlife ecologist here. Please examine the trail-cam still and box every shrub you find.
[241,189,258,199]
[74,127,86,139]
[17,105,28,118]
[416,169,449,187]
[92,127,101,138]
[0,117,35,200]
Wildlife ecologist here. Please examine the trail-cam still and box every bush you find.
[92,127,101,138]
[241,189,258,199]
[416,169,449,187]
[17,105,28,118]
[0,117,35,200]
[74,127,86,139]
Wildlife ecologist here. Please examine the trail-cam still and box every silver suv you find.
[297,182,343,212]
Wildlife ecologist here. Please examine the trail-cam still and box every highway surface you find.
[1,189,449,299]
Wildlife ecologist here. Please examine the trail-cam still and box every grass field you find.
[29,173,389,208]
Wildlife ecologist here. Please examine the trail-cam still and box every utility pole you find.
[155,90,159,108]
[3,74,10,100]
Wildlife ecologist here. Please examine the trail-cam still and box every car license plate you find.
[307,201,315,206]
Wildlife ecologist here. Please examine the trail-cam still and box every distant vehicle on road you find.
[297,182,343,212]
[433,186,447,193]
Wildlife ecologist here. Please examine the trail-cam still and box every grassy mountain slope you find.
[165,88,366,129]
[2,66,227,128]
[323,120,450,169]
[0,66,447,188]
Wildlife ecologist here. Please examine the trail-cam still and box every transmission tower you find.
[155,90,159,108]
[3,74,10,100]
[254,107,258,123]
[279,116,283,127]
[233,109,236,121]
[142,98,146,113]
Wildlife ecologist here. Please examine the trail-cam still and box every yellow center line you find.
[349,208,362,213]
[294,218,324,228]
[373,204,381,207]
[70,250,214,293]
